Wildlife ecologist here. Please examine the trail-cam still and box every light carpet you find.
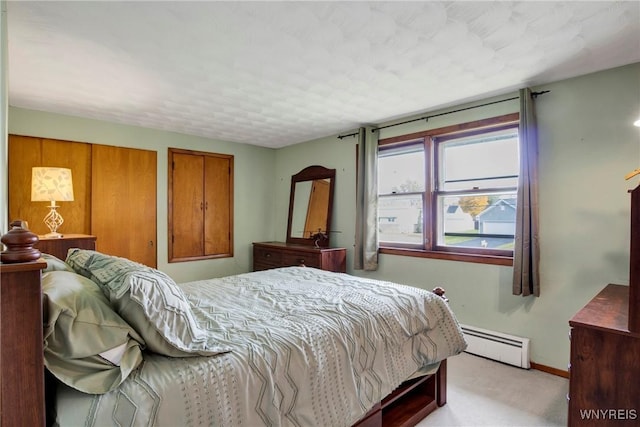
[417,352,569,427]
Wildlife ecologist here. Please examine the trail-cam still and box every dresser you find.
[35,234,97,260]
[253,241,346,273]
[568,284,640,426]
[567,183,640,426]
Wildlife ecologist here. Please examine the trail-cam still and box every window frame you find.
[378,113,519,266]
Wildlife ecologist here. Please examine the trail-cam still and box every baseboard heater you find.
[460,324,531,369]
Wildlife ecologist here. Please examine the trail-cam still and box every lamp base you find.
[42,232,64,239]
[42,203,65,239]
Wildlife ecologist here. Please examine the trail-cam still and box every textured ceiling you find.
[7,1,640,148]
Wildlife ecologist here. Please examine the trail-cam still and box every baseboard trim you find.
[530,362,569,378]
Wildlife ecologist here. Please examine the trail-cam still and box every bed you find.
[0,232,467,427]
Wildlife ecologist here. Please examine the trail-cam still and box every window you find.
[378,141,426,246]
[378,113,519,265]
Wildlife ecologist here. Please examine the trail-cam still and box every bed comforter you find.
[55,267,466,427]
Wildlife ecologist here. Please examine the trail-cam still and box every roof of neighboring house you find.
[477,199,517,222]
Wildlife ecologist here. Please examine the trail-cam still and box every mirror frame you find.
[286,165,336,247]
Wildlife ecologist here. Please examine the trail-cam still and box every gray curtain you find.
[512,88,540,296]
[354,127,379,271]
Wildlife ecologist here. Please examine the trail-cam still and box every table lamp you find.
[31,167,74,238]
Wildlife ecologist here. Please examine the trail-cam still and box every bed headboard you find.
[0,221,47,426]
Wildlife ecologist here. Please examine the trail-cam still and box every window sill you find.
[379,247,513,266]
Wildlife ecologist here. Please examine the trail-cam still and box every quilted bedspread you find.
[55,267,467,427]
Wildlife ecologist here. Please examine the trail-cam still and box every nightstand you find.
[35,234,96,260]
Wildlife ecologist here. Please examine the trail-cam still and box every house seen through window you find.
[378,114,519,263]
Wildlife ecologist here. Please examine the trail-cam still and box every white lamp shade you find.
[31,167,75,202]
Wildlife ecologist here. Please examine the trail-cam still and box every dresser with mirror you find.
[253,165,346,273]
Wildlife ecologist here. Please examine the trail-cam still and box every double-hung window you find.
[378,113,519,265]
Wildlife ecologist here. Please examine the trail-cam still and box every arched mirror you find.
[286,165,335,247]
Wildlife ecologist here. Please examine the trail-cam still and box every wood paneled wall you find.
[8,135,157,267]
[8,135,91,236]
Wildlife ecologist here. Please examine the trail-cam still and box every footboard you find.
[353,286,451,427]
[353,359,447,427]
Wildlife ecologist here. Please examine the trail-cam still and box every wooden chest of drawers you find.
[568,284,640,426]
[253,242,346,273]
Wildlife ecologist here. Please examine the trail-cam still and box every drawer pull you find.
[298,259,306,266]
[265,253,271,258]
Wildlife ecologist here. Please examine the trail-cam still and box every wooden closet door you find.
[169,148,233,262]
[91,145,157,267]
[170,152,205,260]
[204,155,233,257]
[8,135,91,237]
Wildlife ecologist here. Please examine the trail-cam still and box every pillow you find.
[113,269,232,357]
[42,271,144,394]
[65,248,144,298]
[66,249,231,357]
[41,253,73,273]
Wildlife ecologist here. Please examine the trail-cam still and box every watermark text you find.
[580,409,637,421]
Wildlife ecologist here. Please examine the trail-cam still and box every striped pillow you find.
[66,249,231,357]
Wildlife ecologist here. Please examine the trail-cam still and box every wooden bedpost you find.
[0,221,47,426]
[436,358,447,407]
[433,287,449,406]
[432,286,449,303]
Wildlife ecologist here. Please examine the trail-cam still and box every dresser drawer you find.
[282,252,321,268]
[253,246,282,268]
[252,242,346,273]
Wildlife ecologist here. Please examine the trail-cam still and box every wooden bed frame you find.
[0,222,448,427]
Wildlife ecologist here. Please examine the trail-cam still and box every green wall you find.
[1,1,8,232]
[6,62,640,371]
[8,107,277,282]
[275,62,640,371]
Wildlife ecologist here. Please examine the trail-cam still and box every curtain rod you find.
[372,90,549,132]
[337,90,549,139]
[337,131,359,140]
[338,90,551,139]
